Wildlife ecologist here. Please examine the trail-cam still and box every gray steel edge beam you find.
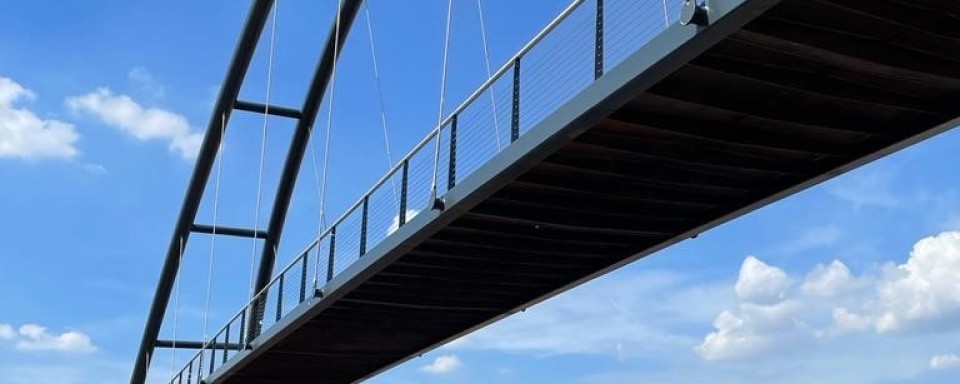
[129,1,276,383]
[191,224,268,239]
[234,100,303,119]
[205,0,781,382]
[252,0,365,323]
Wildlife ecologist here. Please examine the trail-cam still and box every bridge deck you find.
[207,0,960,382]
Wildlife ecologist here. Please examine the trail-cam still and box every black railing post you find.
[223,327,230,364]
[255,296,264,338]
[276,274,284,321]
[209,344,216,375]
[327,227,336,281]
[248,293,263,340]
[200,359,205,382]
[449,114,458,189]
[238,310,246,346]
[511,58,521,142]
[299,254,308,303]
[197,354,204,382]
[595,0,604,79]
[186,361,193,384]
[360,197,369,256]
[399,160,408,227]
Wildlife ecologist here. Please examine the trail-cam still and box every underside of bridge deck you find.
[215,0,960,382]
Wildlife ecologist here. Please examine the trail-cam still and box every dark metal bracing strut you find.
[130,2,276,383]
[251,0,365,335]
[130,1,364,383]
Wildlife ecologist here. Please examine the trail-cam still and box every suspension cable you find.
[309,100,325,287]
[475,0,501,151]
[430,0,455,201]
[250,0,280,302]
[661,0,669,27]
[200,111,227,371]
[364,2,399,208]
[318,0,343,229]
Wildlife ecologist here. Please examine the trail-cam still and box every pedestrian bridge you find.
[132,0,960,383]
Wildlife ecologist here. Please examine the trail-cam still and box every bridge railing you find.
[167,0,681,382]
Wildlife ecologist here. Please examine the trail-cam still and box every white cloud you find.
[420,354,461,375]
[0,324,14,340]
[831,307,870,333]
[734,256,789,305]
[0,77,79,160]
[874,232,960,333]
[695,258,808,361]
[697,232,960,363]
[930,354,960,370]
[802,260,855,297]
[128,67,166,99]
[0,323,96,353]
[66,88,202,159]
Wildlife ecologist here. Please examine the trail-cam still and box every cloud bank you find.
[67,88,202,159]
[0,77,79,160]
[420,354,461,375]
[696,232,960,361]
[0,323,96,353]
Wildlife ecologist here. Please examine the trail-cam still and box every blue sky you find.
[2,1,960,383]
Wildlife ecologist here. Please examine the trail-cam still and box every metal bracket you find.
[681,0,709,26]
[431,197,446,211]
